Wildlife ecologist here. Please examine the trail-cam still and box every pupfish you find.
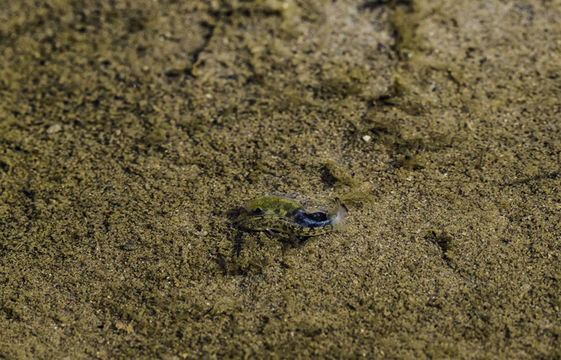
[237,196,348,238]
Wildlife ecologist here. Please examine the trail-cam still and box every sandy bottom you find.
[1,0,560,358]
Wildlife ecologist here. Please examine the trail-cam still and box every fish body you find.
[238,196,348,238]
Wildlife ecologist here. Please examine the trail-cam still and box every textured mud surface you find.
[1,0,560,358]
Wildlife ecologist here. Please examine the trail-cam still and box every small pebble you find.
[46,124,62,134]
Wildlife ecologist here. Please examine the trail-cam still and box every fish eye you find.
[251,207,263,215]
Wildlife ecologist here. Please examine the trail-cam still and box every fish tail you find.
[329,198,348,228]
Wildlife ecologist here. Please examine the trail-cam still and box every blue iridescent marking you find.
[291,209,332,228]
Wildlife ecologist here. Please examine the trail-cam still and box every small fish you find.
[237,196,348,239]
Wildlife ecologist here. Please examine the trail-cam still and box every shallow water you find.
[1,0,560,358]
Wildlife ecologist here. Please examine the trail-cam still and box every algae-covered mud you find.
[1,0,560,358]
